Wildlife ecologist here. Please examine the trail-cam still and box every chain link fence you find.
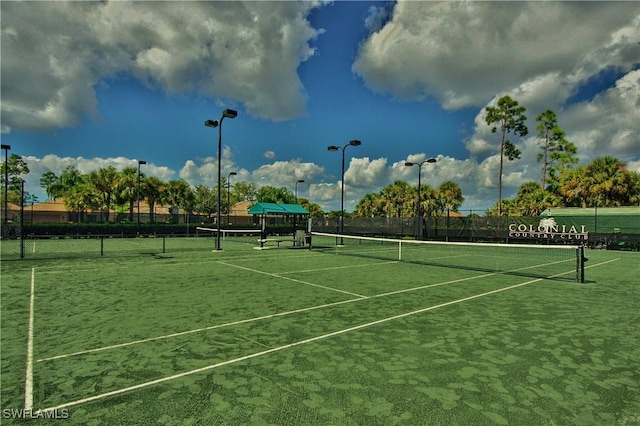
[311,213,640,250]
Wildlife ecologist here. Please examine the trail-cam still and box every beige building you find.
[5,199,256,225]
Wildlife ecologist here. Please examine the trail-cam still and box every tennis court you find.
[1,235,639,424]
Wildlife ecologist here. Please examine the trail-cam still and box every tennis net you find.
[195,227,262,245]
[310,232,586,283]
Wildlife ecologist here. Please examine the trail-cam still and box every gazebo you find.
[248,202,310,246]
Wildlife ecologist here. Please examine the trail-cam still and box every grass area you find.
[1,239,639,425]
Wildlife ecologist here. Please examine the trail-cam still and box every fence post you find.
[20,181,24,259]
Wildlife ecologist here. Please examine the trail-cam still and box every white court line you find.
[36,256,586,363]
[273,260,398,275]
[217,261,367,298]
[37,297,363,362]
[37,272,492,363]
[24,268,35,411]
[35,274,552,415]
[34,251,324,276]
[33,258,619,412]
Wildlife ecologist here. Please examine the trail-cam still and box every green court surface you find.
[1,239,639,425]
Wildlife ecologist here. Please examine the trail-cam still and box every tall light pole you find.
[137,160,146,234]
[205,108,237,251]
[405,158,436,239]
[1,144,10,228]
[293,179,305,234]
[328,140,361,245]
[295,179,304,204]
[227,171,237,225]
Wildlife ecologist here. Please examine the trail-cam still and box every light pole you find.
[205,108,237,251]
[293,179,305,233]
[405,158,436,239]
[295,179,304,204]
[328,140,361,245]
[1,144,10,229]
[227,171,237,225]
[137,160,146,234]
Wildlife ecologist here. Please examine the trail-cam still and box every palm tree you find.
[417,184,437,219]
[379,181,412,218]
[558,167,590,207]
[142,176,165,223]
[163,179,194,223]
[435,181,464,216]
[585,156,633,207]
[64,180,100,222]
[116,167,139,222]
[354,193,381,218]
[50,166,83,200]
[514,181,559,216]
[87,166,119,222]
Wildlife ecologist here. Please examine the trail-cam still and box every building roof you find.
[230,201,253,217]
[248,202,309,215]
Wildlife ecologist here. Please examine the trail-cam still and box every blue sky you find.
[2,1,639,213]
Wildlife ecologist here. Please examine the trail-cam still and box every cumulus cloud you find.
[353,1,639,109]
[252,159,324,189]
[561,70,640,161]
[1,1,323,132]
[465,70,640,168]
[179,146,248,187]
[344,157,388,188]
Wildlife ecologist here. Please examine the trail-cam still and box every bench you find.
[255,238,285,249]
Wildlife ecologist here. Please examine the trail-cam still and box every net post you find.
[578,245,585,283]
[398,241,402,260]
[20,181,24,259]
[163,235,166,253]
[100,236,104,256]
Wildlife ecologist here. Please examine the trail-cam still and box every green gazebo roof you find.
[247,202,309,215]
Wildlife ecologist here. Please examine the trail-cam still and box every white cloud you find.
[562,70,640,161]
[627,160,640,173]
[252,159,324,189]
[1,1,324,132]
[344,157,387,188]
[354,1,639,109]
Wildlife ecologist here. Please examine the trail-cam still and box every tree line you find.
[36,165,327,222]
[484,95,639,216]
[1,96,639,224]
